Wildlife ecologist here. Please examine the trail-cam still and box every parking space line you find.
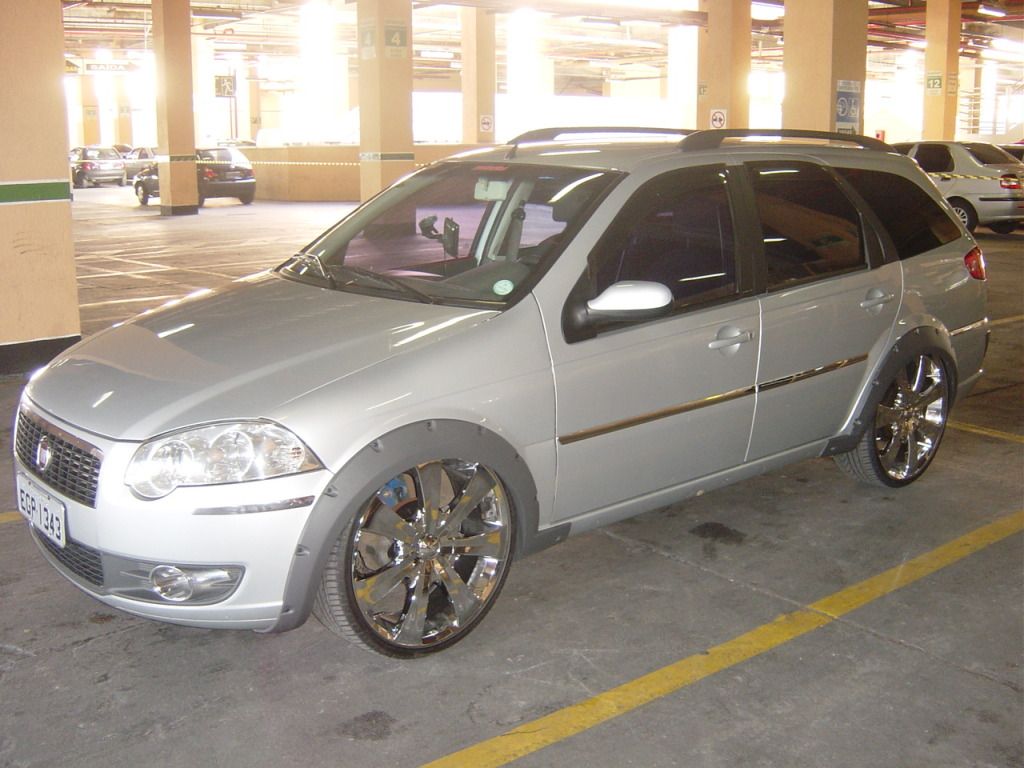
[949,422,1024,444]
[1,512,22,525]
[422,510,1024,768]
[989,314,1024,329]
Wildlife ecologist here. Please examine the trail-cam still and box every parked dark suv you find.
[134,147,255,206]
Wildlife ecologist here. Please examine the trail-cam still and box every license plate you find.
[16,473,67,549]
[226,171,241,179]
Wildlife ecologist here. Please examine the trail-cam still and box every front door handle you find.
[860,289,896,313]
[708,328,754,350]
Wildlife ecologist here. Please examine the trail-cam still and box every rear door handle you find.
[708,329,754,350]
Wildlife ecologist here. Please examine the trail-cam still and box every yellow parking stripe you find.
[949,421,1024,444]
[423,510,1024,768]
[0,511,23,525]
[989,314,1024,329]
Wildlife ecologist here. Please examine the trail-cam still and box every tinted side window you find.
[836,167,961,259]
[962,142,1016,166]
[590,166,738,310]
[913,144,954,173]
[749,163,865,289]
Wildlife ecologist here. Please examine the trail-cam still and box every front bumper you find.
[14,405,332,630]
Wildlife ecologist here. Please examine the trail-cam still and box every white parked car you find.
[16,128,988,655]
[893,140,1024,234]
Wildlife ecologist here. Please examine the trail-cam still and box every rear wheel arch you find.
[828,326,958,485]
[271,419,563,635]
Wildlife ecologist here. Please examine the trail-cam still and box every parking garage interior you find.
[1,1,1022,767]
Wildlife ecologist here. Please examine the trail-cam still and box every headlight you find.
[125,421,323,499]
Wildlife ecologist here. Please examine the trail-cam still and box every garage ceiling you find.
[60,0,1024,90]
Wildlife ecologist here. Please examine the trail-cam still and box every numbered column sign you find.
[384,23,408,58]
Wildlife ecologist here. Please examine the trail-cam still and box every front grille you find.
[33,529,105,587]
[15,410,102,508]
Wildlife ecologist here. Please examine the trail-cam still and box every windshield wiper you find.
[287,251,336,289]
[337,265,434,304]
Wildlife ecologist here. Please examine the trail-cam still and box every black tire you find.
[72,171,85,189]
[834,353,950,487]
[135,183,149,206]
[238,192,254,205]
[314,459,515,656]
[949,198,978,233]
[988,222,1017,235]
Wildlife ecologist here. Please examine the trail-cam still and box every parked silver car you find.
[893,140,1024,234]
[15,128,988,656]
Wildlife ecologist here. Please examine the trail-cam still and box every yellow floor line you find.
[422,510,1024,768]
[0,511,23,525]
[989,314,1024,329]
[949,421,1024,445]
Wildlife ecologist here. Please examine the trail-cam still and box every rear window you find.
[962,142,1017,166]
[83,147,120,160]
[837,168,960,260]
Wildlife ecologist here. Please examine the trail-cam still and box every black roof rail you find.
[679,129,893,152]
[506,126,691,158]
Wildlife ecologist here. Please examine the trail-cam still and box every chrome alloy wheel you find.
[872,354,948,482]
[346,459,513,653]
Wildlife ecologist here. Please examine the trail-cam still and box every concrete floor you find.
[1,186,1021,768]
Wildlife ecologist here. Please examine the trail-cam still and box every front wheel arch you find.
[271,419,563,635]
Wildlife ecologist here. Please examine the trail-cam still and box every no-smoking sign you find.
[710,109,727,129]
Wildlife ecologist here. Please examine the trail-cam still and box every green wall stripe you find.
[0,181,72,204]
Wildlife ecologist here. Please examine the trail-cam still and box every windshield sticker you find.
[493,279,514,296]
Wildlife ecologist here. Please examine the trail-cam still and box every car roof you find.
[447,128,902,174]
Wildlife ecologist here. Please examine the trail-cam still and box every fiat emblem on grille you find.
[35,436,53,472]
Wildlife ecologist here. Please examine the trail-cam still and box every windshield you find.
[278,162,618,307]
[962,142,1017,166]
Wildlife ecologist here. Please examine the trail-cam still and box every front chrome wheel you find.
[316,459,514,655]
[835,353,950,487]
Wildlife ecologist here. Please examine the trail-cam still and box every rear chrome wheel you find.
[315,459,514,655]
[835,353,950,487]
[949,198,978,233]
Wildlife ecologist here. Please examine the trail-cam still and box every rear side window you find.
[836,168,961,260]
[962,142,1016,166]
[913,144,954,173]
[749,162,865,290]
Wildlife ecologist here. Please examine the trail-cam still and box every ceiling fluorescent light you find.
[977,3,1007,17]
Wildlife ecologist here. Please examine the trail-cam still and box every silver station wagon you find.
[14,128,988,656]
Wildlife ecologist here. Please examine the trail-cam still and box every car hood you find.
[26,273,498,441]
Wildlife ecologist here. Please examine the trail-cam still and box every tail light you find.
[81,162,94,170]
[202,167,217,181]
[1000,174,1022,190]
[964,246,987,281]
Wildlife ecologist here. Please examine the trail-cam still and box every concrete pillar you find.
[81,74,101,145]
[506,8,553,139]
[248,64,263,142]
[0,0,81,373]
[461,7,496,145]
[356,0,415,201]
[153,0,199,215]
[923,0,961,140]
[115,76,133,147]
[697,0,750,130]
[782,0,867,134]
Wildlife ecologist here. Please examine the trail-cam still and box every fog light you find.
[150,565,193,602]
[149,565,237,603]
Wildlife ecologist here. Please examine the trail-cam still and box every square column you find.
[923,0,962,140]
[0,0,80,373]
[782,0,868,134]
[461,7,496,145]
[697,0,750,130]
[153,0,198,215]
[357,0,415,201]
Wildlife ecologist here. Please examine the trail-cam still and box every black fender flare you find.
[823,326,958,457]
[269,419,566,633]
